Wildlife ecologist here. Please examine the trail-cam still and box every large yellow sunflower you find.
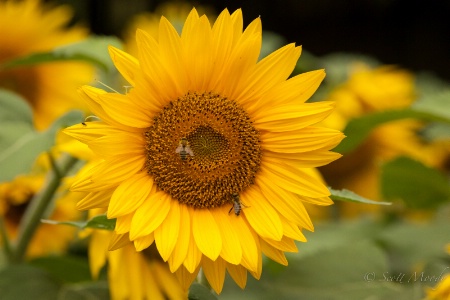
[0,0,93,130]
[65,8,343,293]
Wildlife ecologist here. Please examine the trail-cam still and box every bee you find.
[228,193,247,216]
[175,137,194,160]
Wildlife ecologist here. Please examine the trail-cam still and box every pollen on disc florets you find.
[144,92,261,208]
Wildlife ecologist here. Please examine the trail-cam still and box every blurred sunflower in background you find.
[86,210,185,300]
[0,154,81,258]
[64,7,343,293]
[318,64,448,218]
[0,0,94,130]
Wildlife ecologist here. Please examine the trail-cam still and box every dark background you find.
[59,0,450,80]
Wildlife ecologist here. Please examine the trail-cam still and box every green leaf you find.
[42,214,116,231]
[413,89,450,121]
[188,283,218,300]
[380,156,450,209]
[30,255,92,283]
[0,89,33,123]
[329,187,391,205]
[0,108,84,182]
[57,281,110,300]
[0,36,122,72]
[0,265,60,300]
[335,108,450,153]
[378,219,450,273]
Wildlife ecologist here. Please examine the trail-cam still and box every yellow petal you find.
[130,191,171,240]
[192,209,222,261]
[214,207,242,265]
[183,227,202,273]
[208,9,233,90]
[229,215,259,272]
[279,215,307,242]
[76,189,112,210]
[79,86,141,132]
[202,256,227,294]
[158,16,188,95]
[96,92,152,128]
[63,121,125,144]
[88,131,145,158]
[134,233,155,252]
[261,158,330,198]
[155,199,181,261]
[264,150,343,168]
[253,101,335,126]
[90,155,145,186]
[261,126,344,153]
[260,238,288,266]
[107,172,153,218]
[136,29,179,104]
[115,212,133,234]
[108,232,130,251]
[241,187,283,241]
[256,69,326,109]
[226,263,247,289]
[262,236,298,253]
[168,204,190,272]
[236,44,301,105]
[257,175,314,231]
[175,265,200,292]
[88,231,109,279]
[108,45,139,86]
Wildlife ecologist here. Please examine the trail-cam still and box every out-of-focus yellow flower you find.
[319,64,448,218]
[0,0,94,130]
[87,208,185,299]
[64,8,343,293]
[0,154,81,258]
[88,223,186,300]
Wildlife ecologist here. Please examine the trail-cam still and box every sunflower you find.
[319,64,448,217]
[65,8,343,293]
[0,154,81,258]
[0,0,93,130]
[88,215,185,300]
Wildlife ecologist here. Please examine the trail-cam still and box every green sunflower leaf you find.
[30,255,92,283]
[329,187,391,205]
[41,214,116,231]
[0,90,84,182]
[334,107,450,153]
[0,36,122,72]
[57,281,110,300]
[0,264,60,300]
[380,156,450,209]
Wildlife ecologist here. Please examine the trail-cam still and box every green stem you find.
[10,153,78,263]
[0,217,13,261]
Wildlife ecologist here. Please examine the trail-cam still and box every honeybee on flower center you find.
[175,137,194,161]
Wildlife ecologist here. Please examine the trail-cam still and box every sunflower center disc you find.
[144,92,261,208]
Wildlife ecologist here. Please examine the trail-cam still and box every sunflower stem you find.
[9,153,78,263]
